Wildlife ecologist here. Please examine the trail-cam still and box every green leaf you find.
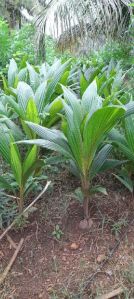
[56,70,70,94]
[2,75,8,93]
[110,117,134,163]
[125,101,134,117]
[99,159,127,173]
[80,73,89,96]
[10,143,22,187]
[125,116,134,153]
[83,106,125,171]
[26,98,39,124]
[35,81,47,113]
[23,159,45,186]
[43,97,63,127]
[21,119,35,139]
[114,142,134,162]
[19,138,73,160]
[99,76,114,97]
[88,65,104,85]
[90,185,108,195]
[91,144,112,178]
[0,130,10,163]
[17,82,34,114]
[2,75,17,97]
[45,59,71,103]
[74,187,84,203]
[114,173,133,193]
[8,59,18,87]
[23,145,37,178]
[62,100,83,172]
[0,117,24,140]
[18,67,27,81]
[27,63,40,92]
[62,85,78,104]
[82,80,102,117]
[0,176,14,192]
[18,119,73,158]
[5,95,24,118]
[49,97,63,116]
[109,128,126,145]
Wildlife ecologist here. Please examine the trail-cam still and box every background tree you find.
[0,0,35,28]
[34,0,133,52]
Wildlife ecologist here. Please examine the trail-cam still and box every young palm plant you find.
[0,129,43,213]
[19,82,125,227]
[2,58,75,136]
[80,60,129,105]
[109,115,134,193]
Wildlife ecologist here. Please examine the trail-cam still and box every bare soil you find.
[0,170,134,299]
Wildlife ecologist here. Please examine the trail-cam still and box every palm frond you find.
[34,0,132,49]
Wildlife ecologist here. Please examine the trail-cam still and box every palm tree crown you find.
[34,0,132,49]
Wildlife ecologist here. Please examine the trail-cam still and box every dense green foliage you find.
[0,51,133,226]
[0,19,10,69]
[0,20,35,74]
[109,115,134,193]
[0,18,57,75]
[0,5,133,299]
[0,10,133,228]
[22,83,125,220]
[10,24,35,64]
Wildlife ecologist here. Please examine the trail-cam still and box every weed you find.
[74,187,84,204]
[50,292,59,299]
[0,191,17,228]
[123,262,134,284]
[52,225,64,240]
[111,218,128,239]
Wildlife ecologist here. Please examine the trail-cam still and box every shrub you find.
[110,115,134,193]
[9,23,36,65]
[0,18,10,71]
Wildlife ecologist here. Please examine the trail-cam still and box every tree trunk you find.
[18,11,21,29]
[82,178,90,220]
[38,22,46,62]
[9,8,16,29]
[19,187,24,213]
[39,34,46,61]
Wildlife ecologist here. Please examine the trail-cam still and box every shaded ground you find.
[0,170,134,299]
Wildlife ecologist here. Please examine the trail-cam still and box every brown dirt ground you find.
[0,170,134,299]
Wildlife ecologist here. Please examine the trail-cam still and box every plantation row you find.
[0,57,133,229]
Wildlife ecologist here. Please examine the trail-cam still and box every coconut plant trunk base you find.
[83,196,90,220]
[79,193,93,230]
[82,183,91,219]
[19,188,24,213]
[19,201,24,214]
[79,218,93,230]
